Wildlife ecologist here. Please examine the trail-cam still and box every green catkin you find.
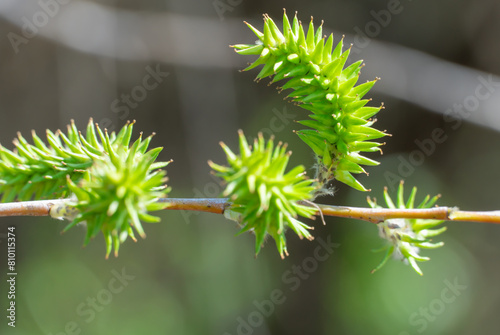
[0,119,171,257]
[233,11,387,193]
[209,131,317,258]
[367,181,445,275]
[66,147,170,258]
[0,119,135,201]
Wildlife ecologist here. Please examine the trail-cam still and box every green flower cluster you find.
[65,142,170,258]
[367,182,446,275]
[209,131,317,258]
[232,11,386,192]
[0,119,170,257]
[0,119,156,201]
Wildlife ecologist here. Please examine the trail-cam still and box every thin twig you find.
[1,198,500,224]
[0,200,57,217]
[312,203,452,224]
[158,198,228,214]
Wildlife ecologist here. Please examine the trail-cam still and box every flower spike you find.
[0,119,171,257]
[209,131,317,258]
[0,119,161,201]
[368,181,446,275]
[233,11,387,193]
[65,150,170,258]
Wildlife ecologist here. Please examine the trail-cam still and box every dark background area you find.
[1,0,500,334]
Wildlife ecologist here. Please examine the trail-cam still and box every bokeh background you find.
[1,0,500,334]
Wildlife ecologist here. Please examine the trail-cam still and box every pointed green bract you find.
[368,181,445,275]
[233,11,386,192]
[209,131,317,258]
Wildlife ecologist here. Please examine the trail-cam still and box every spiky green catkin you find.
[0,119,148,201]
[367,181,446,275]
[0,119,171,257]
[209,131,317,258]
[233,11,387,192]
[66,148,170,258]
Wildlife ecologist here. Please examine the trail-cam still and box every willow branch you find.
[312,203,453,224]
[162,198,500,224]
[1,198,500,224]
[0,200,57,217]
[157,197,229,214]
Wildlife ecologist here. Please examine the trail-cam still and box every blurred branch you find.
[2,198,500,224]
[2,2,500,131]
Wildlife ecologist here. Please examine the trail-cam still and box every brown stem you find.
[0,200,57,217]
[313,203,452,224]
[158,198,228,214]
[1,198,500,225]
[448,210,500,224]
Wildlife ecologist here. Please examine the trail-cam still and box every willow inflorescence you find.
[210,131,317,258]
[232,11,387,193]
[368,182,446,275]
[0,119,170,257]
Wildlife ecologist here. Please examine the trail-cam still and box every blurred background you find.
[1,0,500,334]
